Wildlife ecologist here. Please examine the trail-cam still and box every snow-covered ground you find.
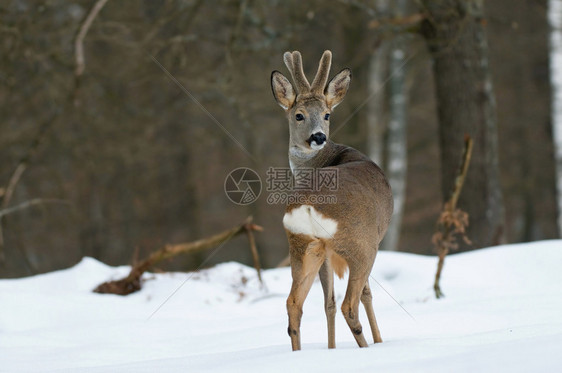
[1,240,561,372]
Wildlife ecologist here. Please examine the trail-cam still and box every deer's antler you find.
[283,51,311,93]
[311,50,332,94]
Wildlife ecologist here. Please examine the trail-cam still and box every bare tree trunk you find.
[369,0,411,252]
[367,41,390,166]
[381,35,409,252]
[487,0,558,242]
[549,0,562,236]
[420,0,505,250]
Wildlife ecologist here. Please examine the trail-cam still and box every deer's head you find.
[271,50,352,156]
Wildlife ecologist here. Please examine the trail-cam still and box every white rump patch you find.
[283,205,338,239]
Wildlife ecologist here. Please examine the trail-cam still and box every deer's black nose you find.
[310,132,326,145]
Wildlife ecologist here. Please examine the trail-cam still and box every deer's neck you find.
[288,140,339,172]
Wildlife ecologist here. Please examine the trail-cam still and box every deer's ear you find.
[271,71,296,110]
[325,68,351,109]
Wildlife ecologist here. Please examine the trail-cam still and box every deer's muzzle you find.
[308,132,327,150]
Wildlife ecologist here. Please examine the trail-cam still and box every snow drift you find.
[1,240,561,372]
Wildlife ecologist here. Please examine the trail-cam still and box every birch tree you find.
[549,0,562,235]
[367,0,412,251]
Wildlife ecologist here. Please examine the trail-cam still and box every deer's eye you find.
[324,113,330,120]
[296,113,304,121]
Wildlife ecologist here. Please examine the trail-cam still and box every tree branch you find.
[1,0,109,264]
[245,223,264,286]
[0,199,70,218]
[1,164,26,212]
[74,0,110,78]
[0,199,69,263]
[0,111,61,263]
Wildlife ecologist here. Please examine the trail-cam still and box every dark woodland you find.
[0,0,558,277]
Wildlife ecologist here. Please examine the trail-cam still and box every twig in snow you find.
[433,135,473,299]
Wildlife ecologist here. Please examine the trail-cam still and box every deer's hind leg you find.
[286,237,325,351]
[319,258,336,349]
[361,281,382,343]
[340,250,375,348]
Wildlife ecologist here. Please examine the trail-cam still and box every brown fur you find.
[272,50,393,351]
[294,236,347,279]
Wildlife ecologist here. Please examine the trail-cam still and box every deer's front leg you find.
[287,238,325,351]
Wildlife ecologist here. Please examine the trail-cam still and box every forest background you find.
[1,0,559,277]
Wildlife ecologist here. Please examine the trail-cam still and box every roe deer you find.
[271,50,393,350]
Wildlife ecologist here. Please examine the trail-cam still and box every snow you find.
[1,240,562,372]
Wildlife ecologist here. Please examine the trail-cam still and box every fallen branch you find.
[94,217,263,295]
[433,135,473,299]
